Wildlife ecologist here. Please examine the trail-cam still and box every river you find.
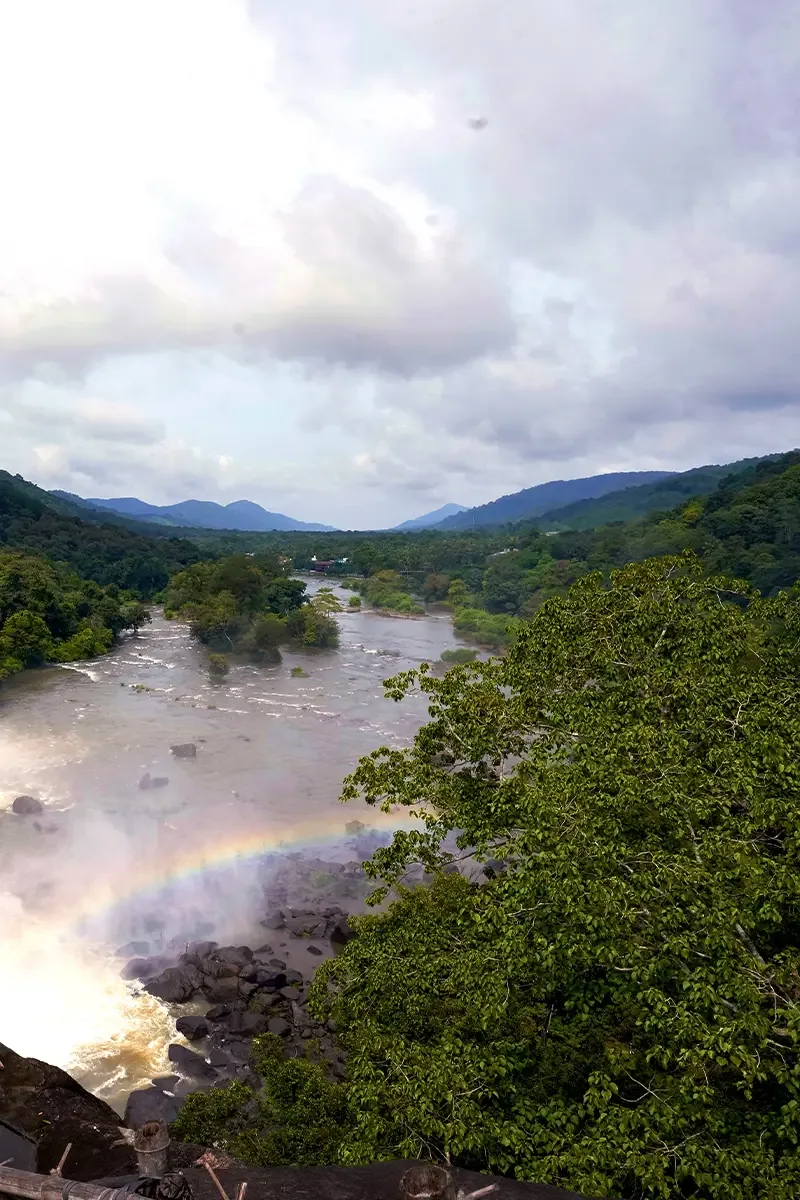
[0,579,463,1111]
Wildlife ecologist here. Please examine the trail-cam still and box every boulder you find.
[150,1074,180,1092]
[261,912,284,930]
[307,945,324,956]
[330,916,356,953]
[115,941,150,958]
[170,743,197,757]
[239,981,259,999]
[205,1003,233,1022]
[238,963,258,981]
[267,958,287,970]
[267,1017,291,1038]
[215,945,253,967]
[145,964,203,1003]
[204,975,242,1004]
[228,1011,270,1038]
[167,1043,218,1080]
[280,986,301,1001]
[11,795,43,816]
[138,773,169,790]
[188,939,218,958]
[249,992,278,1013]
[176,1015,210,1041]
[123,1086,182,1128]
[256,970,286,989]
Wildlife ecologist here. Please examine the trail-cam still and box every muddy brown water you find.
[0,579,466,1111]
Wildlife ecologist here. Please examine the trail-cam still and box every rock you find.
[330,916,356,953]
[206,1003,233,1022]
[228,1011,270,1037]
[115,941,150,958]
[167,1043,218,1080]
[254,943,274,955]
[145,964,202,1003]
[173,1078,213,1099]
[208,1048,232,1069]
[150,1075,180,1092]
[267,1017,291,1038]
[238,963,258,981]
[284,968,304,986]
[188,939,218,958]
[204,975,242,1004]
[204,958,239,979]
[307,945,324,956]
[216,945,253,968]
[226,1040,253,1063]
[0,1039,139,1178]
[257,971,287,989]
[150,776,170,789]
[268,958,287,970]
[176,1015,210,1041]
[170,742,197,757]
[11,795,43,815]
[249,992,278,1013]
[261,912,285,930]
[119,957,154,981]
[280,986,301,1001]
[138,773,169,790]
[124,1086,182,1128]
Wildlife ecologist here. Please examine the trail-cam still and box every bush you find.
[440,647,478,664]
[348,595,362,609]
[171,1035,351,1166]
[208,652,230,678]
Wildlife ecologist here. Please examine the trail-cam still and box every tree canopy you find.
[304,552,800,1199]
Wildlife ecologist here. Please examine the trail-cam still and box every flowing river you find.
[0,579,464,1111]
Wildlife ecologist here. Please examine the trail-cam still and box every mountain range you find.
[434,471,676,530]
[51,493,336,533]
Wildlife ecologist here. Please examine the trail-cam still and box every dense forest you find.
[163,553,341,663]
[0,471,203,594]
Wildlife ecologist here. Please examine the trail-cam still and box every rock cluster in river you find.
[120,855,363,1128]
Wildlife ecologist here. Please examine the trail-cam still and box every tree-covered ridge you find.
[0,550,150,681]
[0,470,203,595]
[164,554,340,659]
[303,554,800,1199]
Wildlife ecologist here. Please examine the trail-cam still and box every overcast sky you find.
[1,0,799,529]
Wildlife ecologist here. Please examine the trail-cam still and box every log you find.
[0,1164,131,1199]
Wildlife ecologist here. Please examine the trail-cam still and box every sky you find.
[1,1,800,529]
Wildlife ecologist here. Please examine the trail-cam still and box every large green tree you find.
[311,553,800,1199]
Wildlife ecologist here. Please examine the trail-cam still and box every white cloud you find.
[0,0,799,527]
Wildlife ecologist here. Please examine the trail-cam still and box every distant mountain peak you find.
[79,494,336,532]
[393,502,468,531]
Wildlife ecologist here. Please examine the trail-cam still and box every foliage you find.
[312,586,344,614]
[0,470,202,596]
[291,666,309,677]
[0,550,153,681]
[171,1035,351,1166]
[440,647,477,664]
[165,555,340,655]
[308,554,800,1198]
[348,595,362,608]
[354,570,424,614]
[208,652,230,678]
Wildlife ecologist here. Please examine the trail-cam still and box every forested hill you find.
[538,454,778,530]
[435,470,674,529]
[0,471,203,596]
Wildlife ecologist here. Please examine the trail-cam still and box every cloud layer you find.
[1,0,799,527]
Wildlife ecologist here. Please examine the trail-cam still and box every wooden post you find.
[399,1164,456,1200]
[133,1122,170,1178]
[0,1164,131,1200]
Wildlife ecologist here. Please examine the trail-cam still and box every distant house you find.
[310,555,349,573]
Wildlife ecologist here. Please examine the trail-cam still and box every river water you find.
[0,579,462,1110]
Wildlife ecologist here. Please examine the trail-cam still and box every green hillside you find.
[539,455,779,530]
[0,470,203,595]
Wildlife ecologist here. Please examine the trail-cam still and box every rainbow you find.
[57,806,425,937]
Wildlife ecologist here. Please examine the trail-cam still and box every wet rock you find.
[115,941,150,958]
[188,939,218,958]
[203,958,239,980]
[239,981,259,999]
[228,1011,270,1037]
[204,975,242,1004]
[139,773,169,790]
[307,945,324,956]
[330,916,356,953]
[226,1040,253,1063]
[12,795,42,815]
[206,1003,233,1022]
[249,992,278,1013]
[238,963,258,982]
[124,1086,182,1128]
[120,958,154,982]
[167,1044,218,1080]
[150,1075,180,1092]
[208,1048,232,1069]
[216,945,253,968]
[176,1015,210,1041]
[257,970,287,990]
[267,958,287,970]
[170,743,197,758]
[267,1017,291,1038]
[254,943,274,956]
[145,964,203,1003]
[173,1077,213,1099]
[261,912,284,930]
[280,986,301,1001]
